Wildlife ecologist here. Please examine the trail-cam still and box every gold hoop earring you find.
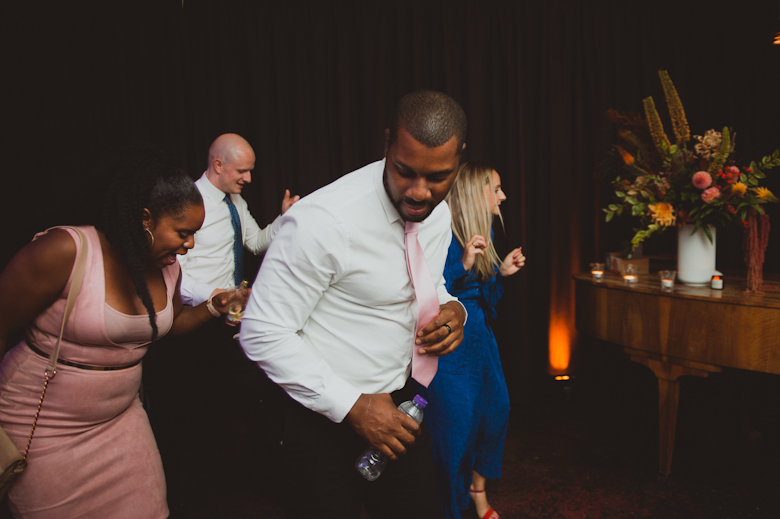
[146,228,155,247]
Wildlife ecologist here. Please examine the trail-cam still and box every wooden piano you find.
[574,272,780,474]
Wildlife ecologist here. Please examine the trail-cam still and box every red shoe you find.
[468,489,499,519]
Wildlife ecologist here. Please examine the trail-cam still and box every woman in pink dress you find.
[0,145,235,518]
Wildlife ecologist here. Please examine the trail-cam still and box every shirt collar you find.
[374,158,404,226]
[196,172,229,204]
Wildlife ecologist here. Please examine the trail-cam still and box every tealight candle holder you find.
[623,264,639,284]
[659,270,676,290]
[711,274,724,290]
[590,263,604,281]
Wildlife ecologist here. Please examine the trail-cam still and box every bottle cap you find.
[413,395,428,408]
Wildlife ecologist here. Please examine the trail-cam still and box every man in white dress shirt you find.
[147,133,298,504]
[178,133,299,305]
[240,91,468,519]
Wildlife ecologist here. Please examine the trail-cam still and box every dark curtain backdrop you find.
[4,0,780,401]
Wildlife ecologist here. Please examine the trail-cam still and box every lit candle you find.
[658,270,676,289]
[623,263,639,284]
[591,270,603,279]
[590,263,605,280]
[711,275,723,290]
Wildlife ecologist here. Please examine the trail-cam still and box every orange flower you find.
[615,146,635,166]
[648,202,676,226]
[731,182,747,197]
[755,187,775,200]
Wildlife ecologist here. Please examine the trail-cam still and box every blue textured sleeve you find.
[481,268,505,311]
[443,233,467,294]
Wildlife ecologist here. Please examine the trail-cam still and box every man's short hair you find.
[389,91,467,153]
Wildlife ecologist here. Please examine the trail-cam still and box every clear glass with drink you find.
[225,280,250,327]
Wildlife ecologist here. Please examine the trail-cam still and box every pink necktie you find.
[405,221,440,387]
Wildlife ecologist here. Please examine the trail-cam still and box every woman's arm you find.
[498,247,525,277]
[166,274,247,336]
[461,235,487,271]
[0,230,76,353]
[443,235,469,294]
[481,247,526,309]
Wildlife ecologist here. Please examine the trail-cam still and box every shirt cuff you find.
[312,376,363,424]
[191,284,216,307]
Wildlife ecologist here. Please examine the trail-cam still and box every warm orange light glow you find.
[712,275,721,280]
[554,375,571,381]
[548,316,571,373]
[774,33,780,45]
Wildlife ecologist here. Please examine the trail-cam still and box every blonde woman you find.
[419,162,525,519]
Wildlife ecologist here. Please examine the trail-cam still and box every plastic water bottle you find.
[355,394,427,481]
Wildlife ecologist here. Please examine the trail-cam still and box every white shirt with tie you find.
[179,173,281,306]
[239,159,464,423]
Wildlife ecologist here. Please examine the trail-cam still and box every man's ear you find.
[383,128,390,157]
[213,158,223,174]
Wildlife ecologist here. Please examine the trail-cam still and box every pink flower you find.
[701,186,721,203]
[725,166,740,176]
[692,171,712,189]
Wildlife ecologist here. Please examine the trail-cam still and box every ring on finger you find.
[442,323,452,335]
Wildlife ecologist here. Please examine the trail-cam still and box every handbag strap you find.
[45,227,89,377]
[22,226,89,461]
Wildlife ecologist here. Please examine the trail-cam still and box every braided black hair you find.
[96,143,202,341]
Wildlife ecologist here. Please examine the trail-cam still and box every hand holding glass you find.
[224,281,250,327]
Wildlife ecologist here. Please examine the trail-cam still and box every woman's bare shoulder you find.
[12,228,78,283]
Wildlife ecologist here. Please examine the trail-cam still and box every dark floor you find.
[3,339,780,518]
[160,339,780,519]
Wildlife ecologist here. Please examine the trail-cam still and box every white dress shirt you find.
[239,159,463,423]
[179,173,281,306]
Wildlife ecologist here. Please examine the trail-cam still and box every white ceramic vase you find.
[677,224,717,286]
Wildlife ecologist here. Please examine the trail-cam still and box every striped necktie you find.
[404,221,439,387]
[224,195,244,286]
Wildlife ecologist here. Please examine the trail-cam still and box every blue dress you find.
[419,232,511,519]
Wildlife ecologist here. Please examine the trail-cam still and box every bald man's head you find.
[205,133,256,195]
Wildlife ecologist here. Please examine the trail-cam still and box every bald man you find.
[179,133,299,305]
[147,134,298,504]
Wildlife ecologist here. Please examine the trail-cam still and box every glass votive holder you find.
[659,270,676,289]
[623,264,639,284]
[590,263,604,280]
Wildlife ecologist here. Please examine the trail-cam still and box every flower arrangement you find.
[603,70,780,251]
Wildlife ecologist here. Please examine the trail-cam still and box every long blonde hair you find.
[447,161,504,281]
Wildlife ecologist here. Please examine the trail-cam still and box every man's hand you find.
[345,393,419,460]
[414,300,466,357]
[281,189,301,214]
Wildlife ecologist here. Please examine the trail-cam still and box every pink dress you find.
[0,226,177,518]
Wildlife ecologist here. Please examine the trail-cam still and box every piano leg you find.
[626,353,719,475]
[657,376,681,476]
